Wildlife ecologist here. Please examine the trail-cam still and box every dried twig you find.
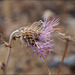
[57,32,70,75]
[57,32,75,42]
[57,39,69,75]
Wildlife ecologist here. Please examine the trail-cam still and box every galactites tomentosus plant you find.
[0,17,60,71]
[0,17,60,74]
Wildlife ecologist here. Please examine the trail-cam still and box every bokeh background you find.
[0,0,75,74]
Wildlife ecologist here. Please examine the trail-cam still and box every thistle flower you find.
[12,17,60,63]
[0,17,59,65]
[27,18,60,63]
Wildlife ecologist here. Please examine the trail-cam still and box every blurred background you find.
[0,0,75,74]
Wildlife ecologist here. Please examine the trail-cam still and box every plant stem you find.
[57,39,69,75]
[45,63,51,75]
[6,48,11,68]
[1,30,19,75]
[3,47,11,75]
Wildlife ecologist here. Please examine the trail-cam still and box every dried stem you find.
[57,39,69,75]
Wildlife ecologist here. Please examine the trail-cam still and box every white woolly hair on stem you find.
[4,30,20,74]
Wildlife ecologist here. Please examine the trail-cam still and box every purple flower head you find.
[21,17,59,63]
[30,17,60,63]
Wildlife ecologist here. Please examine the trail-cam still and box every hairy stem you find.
[5,48,11,73]
[1,30,19,74]
[57,39,69,75]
